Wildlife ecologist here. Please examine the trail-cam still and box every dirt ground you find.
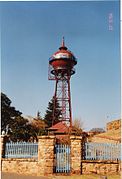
[1,173,121,179]
[1,172,50,179]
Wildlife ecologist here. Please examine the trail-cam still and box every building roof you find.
[48,121,69,133]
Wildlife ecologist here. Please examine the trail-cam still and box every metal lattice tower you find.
[48,38,77,127]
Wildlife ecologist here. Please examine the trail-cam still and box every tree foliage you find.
[44,97,61,127]
[9,116,31,142]
[1,92,47,141]
[73,118,84,130]
[31,116,48,138]
[72,118,83,135]
[89,128,105,134]
[1,93,22,134]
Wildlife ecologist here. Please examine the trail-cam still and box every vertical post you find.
[0,135,4,159]
[0,135,9,158]
[37,136,55,176]
[52,79,58,126]
[70,136,82,175]
[67,76,72,127]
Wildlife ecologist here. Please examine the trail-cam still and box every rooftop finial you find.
[62,36,65,47]
[59,36,67,50]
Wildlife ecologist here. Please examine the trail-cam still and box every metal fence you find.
[4,141,121,162]
[55,144,70,173]
[84,142,121,161]
[5,142,38,159]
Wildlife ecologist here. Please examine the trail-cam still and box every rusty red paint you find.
[48,38,77,127]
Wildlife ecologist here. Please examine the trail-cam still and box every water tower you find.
[48,38,77,127]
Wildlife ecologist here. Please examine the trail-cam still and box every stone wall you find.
[82,161,121,175]
[1,135,121,176]
[107,119,121,131]
[2,159,120,176]
[1,135,56,176]
[37,135,55,176]
[2,159,38,176]
[70,136,82,174]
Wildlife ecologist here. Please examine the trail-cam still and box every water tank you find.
[49,39,77,75]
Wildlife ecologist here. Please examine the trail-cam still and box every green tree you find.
[1,92,48,141]
[44,97,61,127]
[9,116,31,142]
[31,116,48,138]
[9,115,47,142]
[1,93,32,141]
[1,92,22,134]
[36,111,41,120]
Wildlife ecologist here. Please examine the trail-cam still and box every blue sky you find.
[1,1,120,130]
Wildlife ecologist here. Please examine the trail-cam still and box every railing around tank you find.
[84,142,121,161]
[5,142,38,159]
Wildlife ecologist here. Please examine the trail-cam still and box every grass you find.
[95,128,121,140]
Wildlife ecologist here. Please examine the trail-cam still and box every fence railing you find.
[4,141,121,162]
[84,142,121,161]
[55,144,70,173]
[5,142,38,159]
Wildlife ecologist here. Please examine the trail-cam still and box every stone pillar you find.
[0,135,8,158]
[37,135,56,176]
[70,136,82,175]
[0,135,4,159]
